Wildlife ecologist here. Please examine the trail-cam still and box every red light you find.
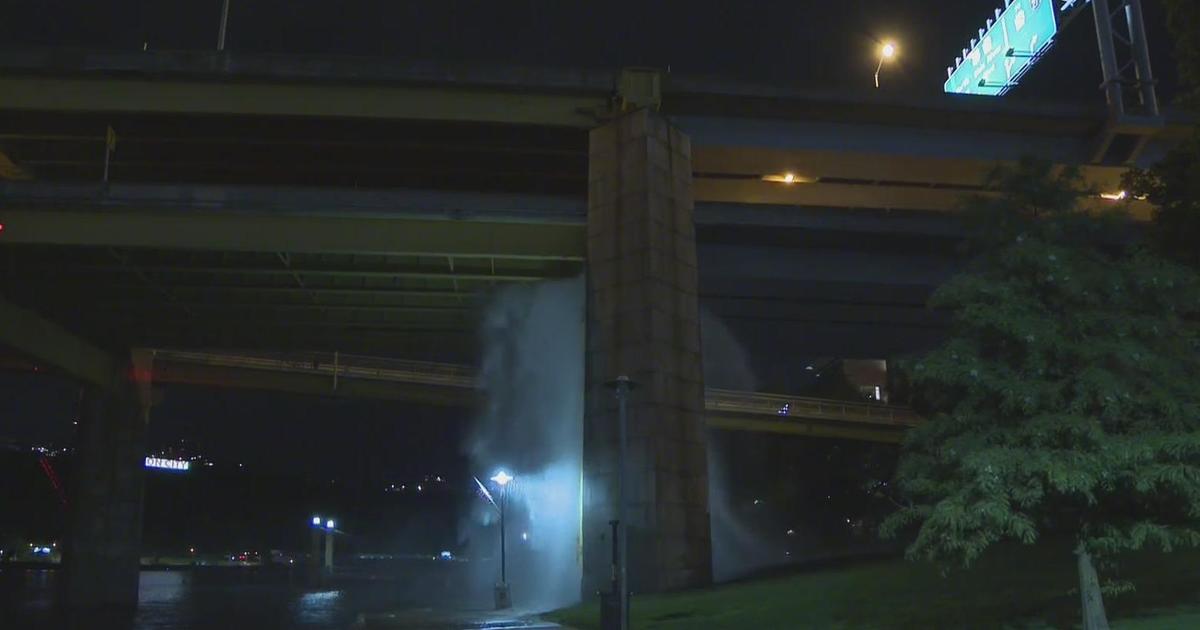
[0,223,5,233]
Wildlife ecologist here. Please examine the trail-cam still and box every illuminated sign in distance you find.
[145,457,191,471]
[945,0,1059,96]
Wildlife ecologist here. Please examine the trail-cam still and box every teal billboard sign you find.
[945,0,1059,96]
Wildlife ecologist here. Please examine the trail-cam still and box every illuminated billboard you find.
[945,0,1058,96]
[145,456,191,471]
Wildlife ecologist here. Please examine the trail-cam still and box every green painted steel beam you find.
[0,296,117,388]
[0,77,608,128]
[0,209,587,260]
[61,264,555,282]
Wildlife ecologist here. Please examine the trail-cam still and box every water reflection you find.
[294,590,343,625]
[0,568,425,630]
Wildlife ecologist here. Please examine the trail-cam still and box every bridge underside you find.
[0,51,1188,606]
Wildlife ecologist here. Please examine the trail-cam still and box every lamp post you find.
[875,40,898,88]
[490,470,514,609]
[605,375,636,630]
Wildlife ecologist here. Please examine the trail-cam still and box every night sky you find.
[0,1,1181,101]
[0,0,1186,476]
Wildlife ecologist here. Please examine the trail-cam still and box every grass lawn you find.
[547,544,1200,629]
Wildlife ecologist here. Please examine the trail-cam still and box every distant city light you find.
[189,547,196,554]
[145,457,190,471]
[787,529,796,536]
[440,551,454,560]
[491,470,514,487]
[416,484,422,492]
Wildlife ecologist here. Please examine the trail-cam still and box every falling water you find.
[700,310,789,582]
[464,279,783,604]
[463,276,585,611]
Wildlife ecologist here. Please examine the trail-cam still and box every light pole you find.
[490,470,514,609]
[217,0,231,51]
[605,375,636,630]
[875,40,898,88]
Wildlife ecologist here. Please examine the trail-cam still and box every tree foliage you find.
[1161,0,1200,107]
[881,159,1200,569]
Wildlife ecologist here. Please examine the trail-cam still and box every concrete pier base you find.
[582,109,712,595]
[60,354,151,610]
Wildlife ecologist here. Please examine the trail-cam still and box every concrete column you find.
[583,108,711,594]
[60,351,152,610]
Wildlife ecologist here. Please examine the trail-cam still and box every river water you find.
[0,564,491,630]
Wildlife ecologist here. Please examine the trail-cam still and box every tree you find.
[881,159,1200,630]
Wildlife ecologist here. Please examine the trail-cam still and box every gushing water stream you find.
[463,279,779,609]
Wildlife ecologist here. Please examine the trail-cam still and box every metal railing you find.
[705,388,920,427]
[153,349,920,427]
[154,349,475,389]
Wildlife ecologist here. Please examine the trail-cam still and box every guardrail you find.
[154,349,475,389]
[705,388,920,427]
[153,349,919,428]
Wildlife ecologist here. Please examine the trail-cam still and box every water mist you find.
[464,277,584,611]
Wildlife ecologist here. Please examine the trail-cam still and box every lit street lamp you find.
[489,469,514,609]
[875,40,898,88]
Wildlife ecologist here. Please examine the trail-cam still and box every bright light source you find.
[521,532,529,541]
[189,547,195,554]
[1100,190,1128,201]
[875,40,899,88]
[439,550,453,560]
[490,470,514,487]
[762,172,813,184]
[312,516,321,526]
[326,519,335,529]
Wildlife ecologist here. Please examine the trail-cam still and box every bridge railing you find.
[154,349,476,389]
[705,388,920,427]
[153,349,920,427]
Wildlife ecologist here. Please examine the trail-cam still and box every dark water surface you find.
[1,564,483,630]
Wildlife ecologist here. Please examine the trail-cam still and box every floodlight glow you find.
[326,519,335,529]
[880,42,897,59]
[490,470,513,487]
[312,516,321,526]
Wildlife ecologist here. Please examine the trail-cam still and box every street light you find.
[326,519,335,530]
[875,40,898,88]
[311,516,321,526]
[489,470,514,610]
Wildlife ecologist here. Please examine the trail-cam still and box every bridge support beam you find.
[583,109,711,594]
[60,350,153,611]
